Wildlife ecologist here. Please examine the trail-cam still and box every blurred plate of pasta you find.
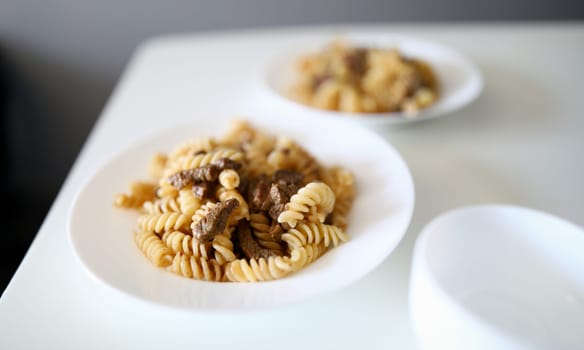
[68,114,414,311]
[262,34,482,126]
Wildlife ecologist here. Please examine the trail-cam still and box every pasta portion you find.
[134,230,173,267]
[225,255,293,282]
[113,120,355,282]
[170,253,223,281]
[277,182,335,227]
[282,222,349,249]
[115,181,156,209]
[138,212,189,233]
[291,40,439,115]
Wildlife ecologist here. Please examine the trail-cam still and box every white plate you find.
[410,205,584,350]
[68,115,414,312]
[262,34,483,126]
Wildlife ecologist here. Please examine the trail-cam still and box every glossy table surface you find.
[1,23,583,349]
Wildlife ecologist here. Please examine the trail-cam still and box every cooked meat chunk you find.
[248,175,272,212]
[213,158,242,171]
[236,220,281,260]
[192,182,215,200]
[268,221,283,242]
[343,48,368,76]
[272,169,303,188]
[192,199,239,241]
[167,159,241,190]
[267,170,303,220]
[167,166,219,189]
[268,183,291,220]
[167,170,193,189]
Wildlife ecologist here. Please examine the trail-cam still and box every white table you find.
[2,23,583,349]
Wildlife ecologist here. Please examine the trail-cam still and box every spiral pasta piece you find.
[178,188,202,217]
[241,133,277,177]
[114,193,145,209]
[250,213,283,252]
[169,137,218,161]
[114,181,157,209]
[225,255,293,282]
[134,230,173,267]
[178,148,243,171]
[142,197,181,214]
[267,137,321,183]
[160,231,211,258]
[218,169,240,190]
[288,243,328,271]
[282,222,348,249]
[156,180,179,198]
[212,233,237,265]
[138,212,188,233]
[221,119,257,146]
[277,182,335,227]
[169,253,223,281]
[322,167,355,229]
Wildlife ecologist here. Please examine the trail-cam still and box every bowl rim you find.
[409,204,584,345]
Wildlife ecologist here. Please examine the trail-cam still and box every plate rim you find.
[261,33,483,125]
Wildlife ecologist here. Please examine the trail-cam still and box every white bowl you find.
[68,114,414,312]
[410,205,584,350]
[262,34,483,126]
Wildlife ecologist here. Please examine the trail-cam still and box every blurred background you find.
[1,0,583,293]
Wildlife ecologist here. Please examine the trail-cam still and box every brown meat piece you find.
[344,48,368,76]
[192,199,239,242]
[272,169,303,188]
[268,183,291,220]
[267,170,303,220]
[192,165,221,182]
[248,175,272,212]
[246,170,304,219]
[213,158,242,171]
[237,221,281,260]
[167,166,220,189]
[268,221,283,242]
[167,170,193,189]
[324,214,333,225]
[167,159,241,190]
[237,176,249,196]
[192,182,215,200]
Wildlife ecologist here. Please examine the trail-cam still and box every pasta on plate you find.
[291,40,439,115]
[114,120,355,282]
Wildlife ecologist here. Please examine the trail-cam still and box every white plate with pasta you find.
[68,114,414,311]
[262,34,483,126]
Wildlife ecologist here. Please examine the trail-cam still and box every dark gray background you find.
[0,0,583,292]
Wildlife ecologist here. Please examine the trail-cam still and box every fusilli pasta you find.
[277,182,335,227]
[282,222,349,249]
[160,231,211,258]
[225,255,293,282]
[134,230,174,267]
[138,212,189,233]
[169,253,223,281]
[114,121,354,283]
[218,169,240,190]
[250,213,283,252]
